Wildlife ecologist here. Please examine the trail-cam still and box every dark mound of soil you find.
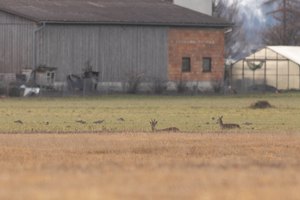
[250,100,273,109]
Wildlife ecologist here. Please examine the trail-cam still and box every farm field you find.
[1,94,300,199]
[0,133,299,200]
[1,93,300,133]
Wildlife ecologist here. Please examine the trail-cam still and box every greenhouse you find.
[231,46,300,92]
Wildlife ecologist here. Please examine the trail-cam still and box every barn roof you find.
[268,46,300,65]
[0,0,229,27]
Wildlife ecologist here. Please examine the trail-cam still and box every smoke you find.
[239,0,266,22]
[225,0,300,59]
[228,0,267,58]
[240,0,266,51]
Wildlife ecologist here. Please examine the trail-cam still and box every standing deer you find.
[217,116,240,129]
[150,119,180,132]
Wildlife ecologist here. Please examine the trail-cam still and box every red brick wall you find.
[168,28,225,82]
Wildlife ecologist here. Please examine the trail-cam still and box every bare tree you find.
[263,0,300,45]
[212,0,247,59]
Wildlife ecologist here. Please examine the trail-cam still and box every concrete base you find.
[53,80,218,94]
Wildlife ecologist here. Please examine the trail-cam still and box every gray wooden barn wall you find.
[36,25,168,82]
[0,11,35,73]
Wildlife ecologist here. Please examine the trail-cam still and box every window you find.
[182,57,191,72]
[202,57,212,72]
[46,72,55,84]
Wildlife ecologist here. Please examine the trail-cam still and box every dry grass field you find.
[0,133,299,200]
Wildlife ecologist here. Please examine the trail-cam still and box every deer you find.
[150,119,180,132]
[216,116,240,129]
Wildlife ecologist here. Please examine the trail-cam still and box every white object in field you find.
[20,85,40,96]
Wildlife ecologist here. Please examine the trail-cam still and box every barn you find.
[230,46,300,92]
[0,0,229,93]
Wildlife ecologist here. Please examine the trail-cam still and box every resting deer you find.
[150,119,180,132]
[217,116,240,129]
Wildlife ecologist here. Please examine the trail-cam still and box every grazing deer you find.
[217,116,240,129]
[150,119,180,132]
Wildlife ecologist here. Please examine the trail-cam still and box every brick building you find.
[0,0,229,93]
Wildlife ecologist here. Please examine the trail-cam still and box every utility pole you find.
[283,0,286,44]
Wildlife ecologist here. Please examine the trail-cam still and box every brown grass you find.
[0,132,299,200]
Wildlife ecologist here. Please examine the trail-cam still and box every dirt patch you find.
[250,100,273,109]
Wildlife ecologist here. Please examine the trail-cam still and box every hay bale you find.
[250,100,272,109]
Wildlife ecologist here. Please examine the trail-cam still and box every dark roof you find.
[0,0,230,27]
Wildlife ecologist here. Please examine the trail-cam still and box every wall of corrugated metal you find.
[0,11,35,73]
[36,25,168,82]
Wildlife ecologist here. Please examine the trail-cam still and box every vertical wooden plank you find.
[287,60,290,90]
[0,11,35,74]
[276,53,279,89]
[264,48,267,90]
[298,64,300,90]
[242,60,245,91]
